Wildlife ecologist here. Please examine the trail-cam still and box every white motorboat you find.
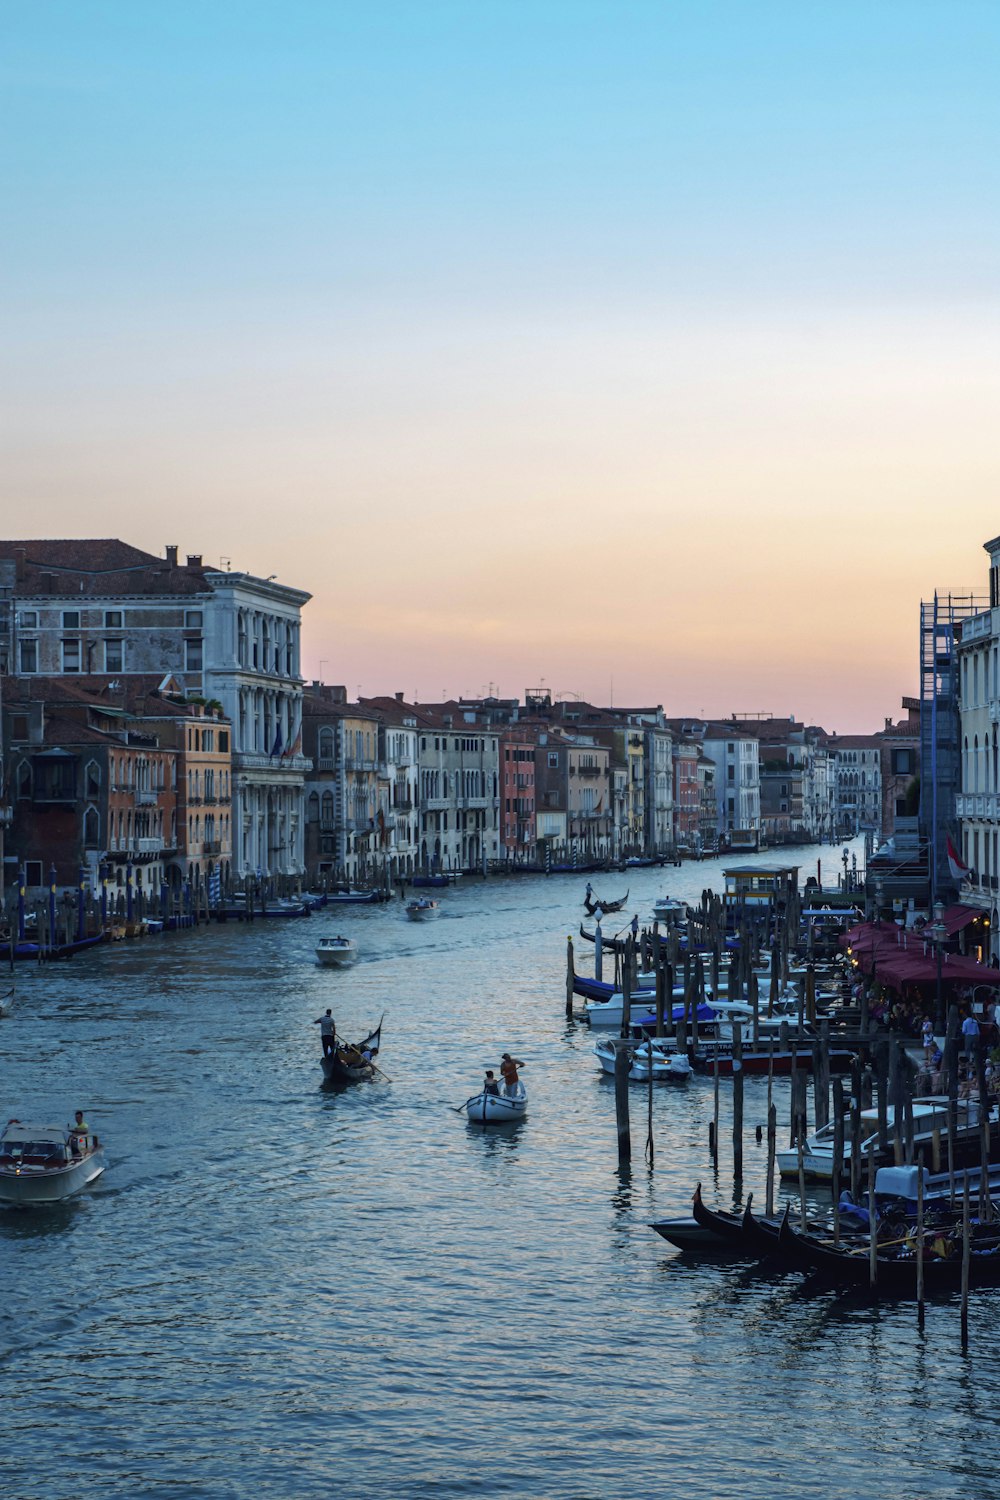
[315,935,358,967]
[0,1119,105,1205]
[652,896,687,923]
[776,1097,993,1180]
[464,1083,527,1123]
[584,990,657,1028]
[405,898,440,921]
[593,1039,693,1082]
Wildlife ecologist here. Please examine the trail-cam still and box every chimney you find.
[395,691,404,702]
[165,545,178,567]
[186,554,202,568]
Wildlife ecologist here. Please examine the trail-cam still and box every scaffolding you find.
[920,590,987,902]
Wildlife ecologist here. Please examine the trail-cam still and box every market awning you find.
[941,904,984,936]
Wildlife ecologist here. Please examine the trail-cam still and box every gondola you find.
[583,887,629,916]
[320,1018,384,1087]
[776,1207,1000,1293]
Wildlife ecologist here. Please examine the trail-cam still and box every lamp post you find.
[930,899,948,1034]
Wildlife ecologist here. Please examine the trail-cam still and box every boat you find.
[776,1208,1000,1293]
[0,984,13,1019]
[320,1018,383,1087]
[775,1096,997,1180]
[315,936,358,967]
[652,896,687,923]
[583,886,629,916]
[463,1082,527,1123]
[0,1119,106,1205]
[593,1038,693,1082]
[405,898,440,921]
[410,874,455,888]
[327,889,389,905]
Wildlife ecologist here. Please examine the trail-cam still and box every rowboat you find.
[593,1039,693,1082]
[315,936,358,967]
[405,898,439,921]
[464,1083,527,1123]
[320,1019,383,1087]
[0,1119,106,1205]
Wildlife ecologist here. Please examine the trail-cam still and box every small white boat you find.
[315,936,358,967]
[0,1119,105,1205]
[405,898,440,921]
[464,1083,527,1123]
[776,1096,992,1180]
[593,1039,693,1082]
[652,896,687,923]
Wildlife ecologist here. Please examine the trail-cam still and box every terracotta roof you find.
[0,539,208,596]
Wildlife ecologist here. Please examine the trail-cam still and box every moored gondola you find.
[776,1206,1000,1293]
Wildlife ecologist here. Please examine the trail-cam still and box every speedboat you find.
[776,1097,995,1180]
[0,1119,105,1205]
[464,1083,527,1123]
[405,898,439,921]
[593,1039,693,1082]
[652,896,687,923]
[315,936,358,967]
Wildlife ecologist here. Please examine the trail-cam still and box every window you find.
[892,748,913,775]
[219,731,229,752]
[105,610,123,628]
[185,638,203,671]
[62,610,80,629]
[19,639,37,673]
[19,609,37,628]
[105,639,124,672]
[185,610,203,628]
[548,752,559,768]
[62,639,80,673]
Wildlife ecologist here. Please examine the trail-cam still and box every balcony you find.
[134,789,159,806]
[135,836,165,854]
[316,757,336,771]
[574,765,602,777]
[202,839,222,855]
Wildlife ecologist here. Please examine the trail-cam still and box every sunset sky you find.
[3,2,998,733]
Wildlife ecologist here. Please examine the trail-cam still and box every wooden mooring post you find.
[565,935,575,1019]
[614,1045,631,1167]
[732,1021,744,1183]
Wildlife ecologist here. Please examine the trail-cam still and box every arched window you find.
[83,806,100,848]
[307,792,319,823]
[321,791,334,826]
[319,727,334,761]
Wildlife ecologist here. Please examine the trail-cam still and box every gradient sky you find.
[3,2,998,733]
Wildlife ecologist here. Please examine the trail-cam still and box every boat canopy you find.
[0,1123,69,1144]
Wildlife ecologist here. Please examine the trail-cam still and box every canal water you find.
[1,839,995,1499]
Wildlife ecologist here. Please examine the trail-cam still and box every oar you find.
[371,1063,393,1083]
[450,1094,478,1113]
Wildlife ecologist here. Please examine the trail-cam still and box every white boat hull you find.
[594,1042,692,1081]
[0,1151,105,1205]
[465,1087,527,1123]
[316,943,357,967]
[405,904,439,921]
[584,994,655,1028]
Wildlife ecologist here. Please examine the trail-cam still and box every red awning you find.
[941,904,984,936]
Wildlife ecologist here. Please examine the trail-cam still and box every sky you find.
[2,1,998,734]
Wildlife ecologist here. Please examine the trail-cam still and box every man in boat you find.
[483,1070,500,1096]
[68,1111,90,1156]
[499,1053,524,1096]
[314,1009,337,1056]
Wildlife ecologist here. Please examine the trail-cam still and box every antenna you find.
[219,557,230,570]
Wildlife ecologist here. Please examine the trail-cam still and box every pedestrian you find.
[961,1007,980,1062]
[921,1016,935,1062]
[314,1009,337,1056]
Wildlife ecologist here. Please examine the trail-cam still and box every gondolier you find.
[314,1009,337,1056]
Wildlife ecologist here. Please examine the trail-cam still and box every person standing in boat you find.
[499,1053,524,1096]
[68,1111,90,1156]
[314,1010,337,1056]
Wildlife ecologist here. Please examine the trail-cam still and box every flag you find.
[946,834,969,883]
[270,725,283,758]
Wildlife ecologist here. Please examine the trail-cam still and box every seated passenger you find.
[483,1070,500,1096]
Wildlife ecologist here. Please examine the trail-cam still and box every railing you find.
[316,757,336,771]
[202,839,222,855]
[134,837,165,853]
[134,790,159,805]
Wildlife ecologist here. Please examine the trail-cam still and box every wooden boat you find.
[583,887,629,916]
[410,874,454,888]
[320,1019,383,1087]
[315,936,358,967]
[405,898,439,921]
[327,889,388,905]
[776,1208,1000,1293]
[593,1039,692,1082]
[0,1119,105,1205]
[463,1082,527,1123]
